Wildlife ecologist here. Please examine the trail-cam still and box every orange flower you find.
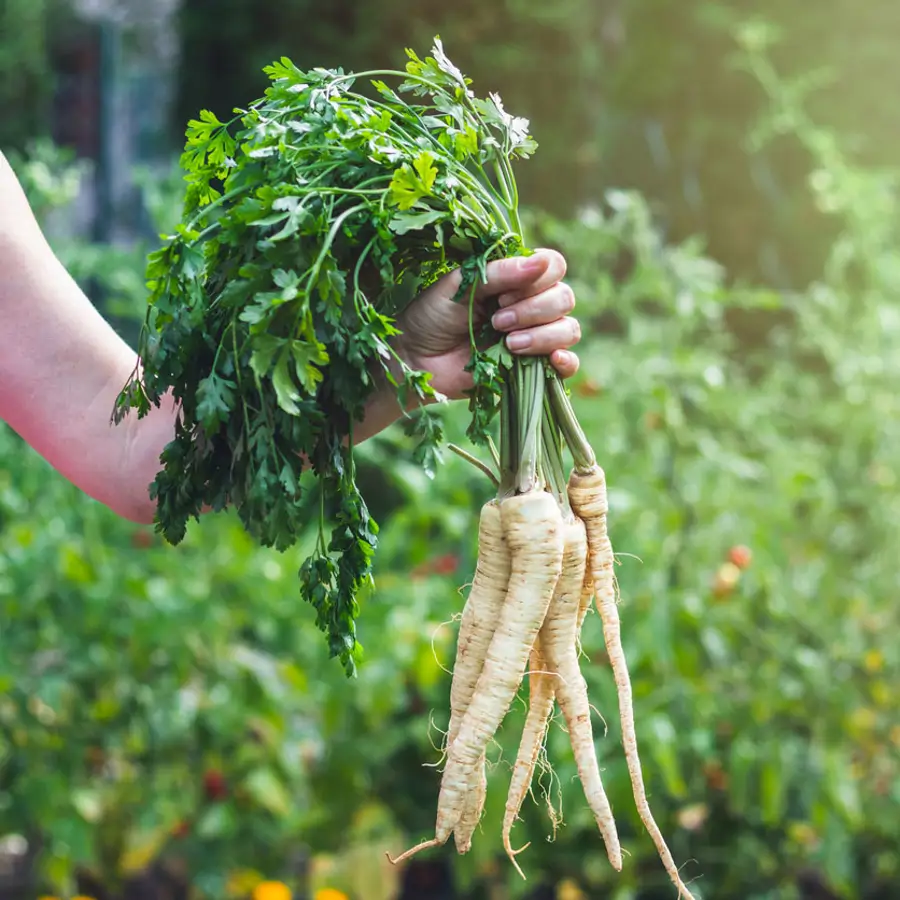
[315,890,349,900]
[253,882,292,900]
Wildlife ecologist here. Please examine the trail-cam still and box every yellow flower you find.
[253,882,292,900]
[36,896,60,900]
[72,896,98,900]
[315,890,349,900]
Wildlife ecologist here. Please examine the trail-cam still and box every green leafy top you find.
[115,38,537,675]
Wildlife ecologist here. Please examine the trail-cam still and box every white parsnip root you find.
[437,493,564,828]
[569,466,696,900]
[388,491,564,865]
[538,517,622,871]
[503,516,621,878]
[502,635,556,873]
[447,501,511,853]
[388,359,697,899]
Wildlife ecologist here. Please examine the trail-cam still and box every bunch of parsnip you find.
[116,36,696,897]
[388,363,696,898]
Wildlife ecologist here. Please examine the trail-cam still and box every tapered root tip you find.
[599,830,623,871]
[502,831,532,881]
[386,838,441,866]
[505,850,528,881]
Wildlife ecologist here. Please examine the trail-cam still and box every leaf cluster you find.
[115,38,537,674]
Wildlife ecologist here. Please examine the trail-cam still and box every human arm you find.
[0,150,580,524]
[0,150,181,523]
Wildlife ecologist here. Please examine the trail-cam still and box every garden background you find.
[2,1,900,898]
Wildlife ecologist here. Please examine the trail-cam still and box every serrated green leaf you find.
[196,373,236,432]
[413,150,438,192]
[272,350,302,415]
[389,209,444,235]
[290,340,329,394]
[250,335,284,380]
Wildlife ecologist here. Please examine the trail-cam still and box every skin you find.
[0,150,582,523]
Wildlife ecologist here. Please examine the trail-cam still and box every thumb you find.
[475,248,567,302]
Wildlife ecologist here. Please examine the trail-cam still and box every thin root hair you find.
[538,753,564,839]
[425,711,449,763]
[588,701,609,737]
[486,733,507,773]
[430,618,456,676]
[614,551,643,565]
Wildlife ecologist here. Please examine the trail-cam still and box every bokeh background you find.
[2,1,900,898]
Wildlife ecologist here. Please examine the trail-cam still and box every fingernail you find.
[521,253,546,273]
[507,332,532,351]
[492,309,516,330]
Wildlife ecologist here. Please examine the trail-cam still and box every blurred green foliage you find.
[172,0,900,288]
[0,0,54,148]
[8,0,900,286]
[2,8,900,900]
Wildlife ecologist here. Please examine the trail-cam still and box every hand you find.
[394,249,581,400]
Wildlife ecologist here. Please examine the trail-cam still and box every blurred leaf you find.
[245,768,291,818]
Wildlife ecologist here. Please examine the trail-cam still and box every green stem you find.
[351,236,378,320]
[516,358,544,494]
[318,478,327,554]
[541,399,570,516]
[184,184,251,232]
[547,371,595,472]
[486,435,500,471]
[301,202,368,296]
[466,278,479,357]
[499,363,516,496]
[449,443,499,488]
[231,316,253,456]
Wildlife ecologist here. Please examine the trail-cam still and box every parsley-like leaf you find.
[116,37,541,676]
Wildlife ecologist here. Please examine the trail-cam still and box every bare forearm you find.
[0,225,176,521]
[0,152,409,523]
[0,226,404,522]
[0,152,192,521]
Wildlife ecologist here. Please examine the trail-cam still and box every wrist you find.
[352,337,438,443]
